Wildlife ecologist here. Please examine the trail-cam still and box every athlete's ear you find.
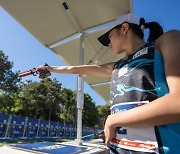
[121,23,130,34]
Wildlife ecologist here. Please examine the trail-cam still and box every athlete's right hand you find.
[98,131,105,143]
[36,64,52,79]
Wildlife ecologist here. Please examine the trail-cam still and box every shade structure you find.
[0,0,132,103]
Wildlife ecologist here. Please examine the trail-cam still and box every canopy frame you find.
[0,0,133,145]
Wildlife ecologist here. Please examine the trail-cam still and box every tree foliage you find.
[0,51,20,113]
[0,50,110,128]
[82,94,98,127]
[0,50,20,93]
[97,104,111,128]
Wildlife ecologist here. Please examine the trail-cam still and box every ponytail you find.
[115,18,164,43]
[144,22,164,42]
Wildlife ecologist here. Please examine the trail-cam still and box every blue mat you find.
[11,142,88,154]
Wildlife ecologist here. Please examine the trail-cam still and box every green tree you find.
[0,50,20,113]
[97,104,111,128]
[59,88,76,124]
[82,93,98,127]
[12,78,62,121]
[0,51,111,129]
[0,94,15,113]
[0,50,20,93]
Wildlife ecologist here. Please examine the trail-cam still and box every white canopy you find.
[0,0,132,102]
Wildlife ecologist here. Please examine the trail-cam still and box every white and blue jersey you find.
[110,42,180,153]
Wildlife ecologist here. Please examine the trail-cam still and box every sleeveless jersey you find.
[109,42,180,153]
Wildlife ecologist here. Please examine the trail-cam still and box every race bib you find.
[110,101,159,153]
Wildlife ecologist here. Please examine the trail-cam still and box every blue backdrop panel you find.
[71,125,76,138]
[0,113,9,123]
[0,112,100,139]
[49,121,58,137]
[10,115,25,138]
[82,127,86,136]
[39,120,49,137]
[26,117,39,137]
[64,124,71,138]
[0,113,9,137]
[0,123,6,137]
[58,123,64,137]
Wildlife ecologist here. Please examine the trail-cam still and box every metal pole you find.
[48,106,52,137]
[36,119,40,137]
[56,122,59,137]
[47,93,52,137]
[59,0,95,55]
[22,116,28,138]
[75,33,85,145]
[4,114,12,138]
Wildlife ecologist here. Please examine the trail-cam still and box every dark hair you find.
[115,20,164,42]
[144,22,164,42]
[129,23,144,40]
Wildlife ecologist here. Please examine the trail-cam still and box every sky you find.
[0,0,180,106]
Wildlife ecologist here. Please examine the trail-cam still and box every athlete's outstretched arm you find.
[36,62,114,78]
[104,30,180,146]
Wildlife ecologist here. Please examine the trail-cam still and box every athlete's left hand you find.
[104,115,116,147]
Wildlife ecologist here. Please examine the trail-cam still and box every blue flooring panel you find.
[11,142,88,154]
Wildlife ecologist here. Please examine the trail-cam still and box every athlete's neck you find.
[123,39,146,60]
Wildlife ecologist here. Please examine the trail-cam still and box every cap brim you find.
[98,30,111,47]
[98,24,120,47]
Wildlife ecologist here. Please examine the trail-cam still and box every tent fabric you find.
[0,0,132,103]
